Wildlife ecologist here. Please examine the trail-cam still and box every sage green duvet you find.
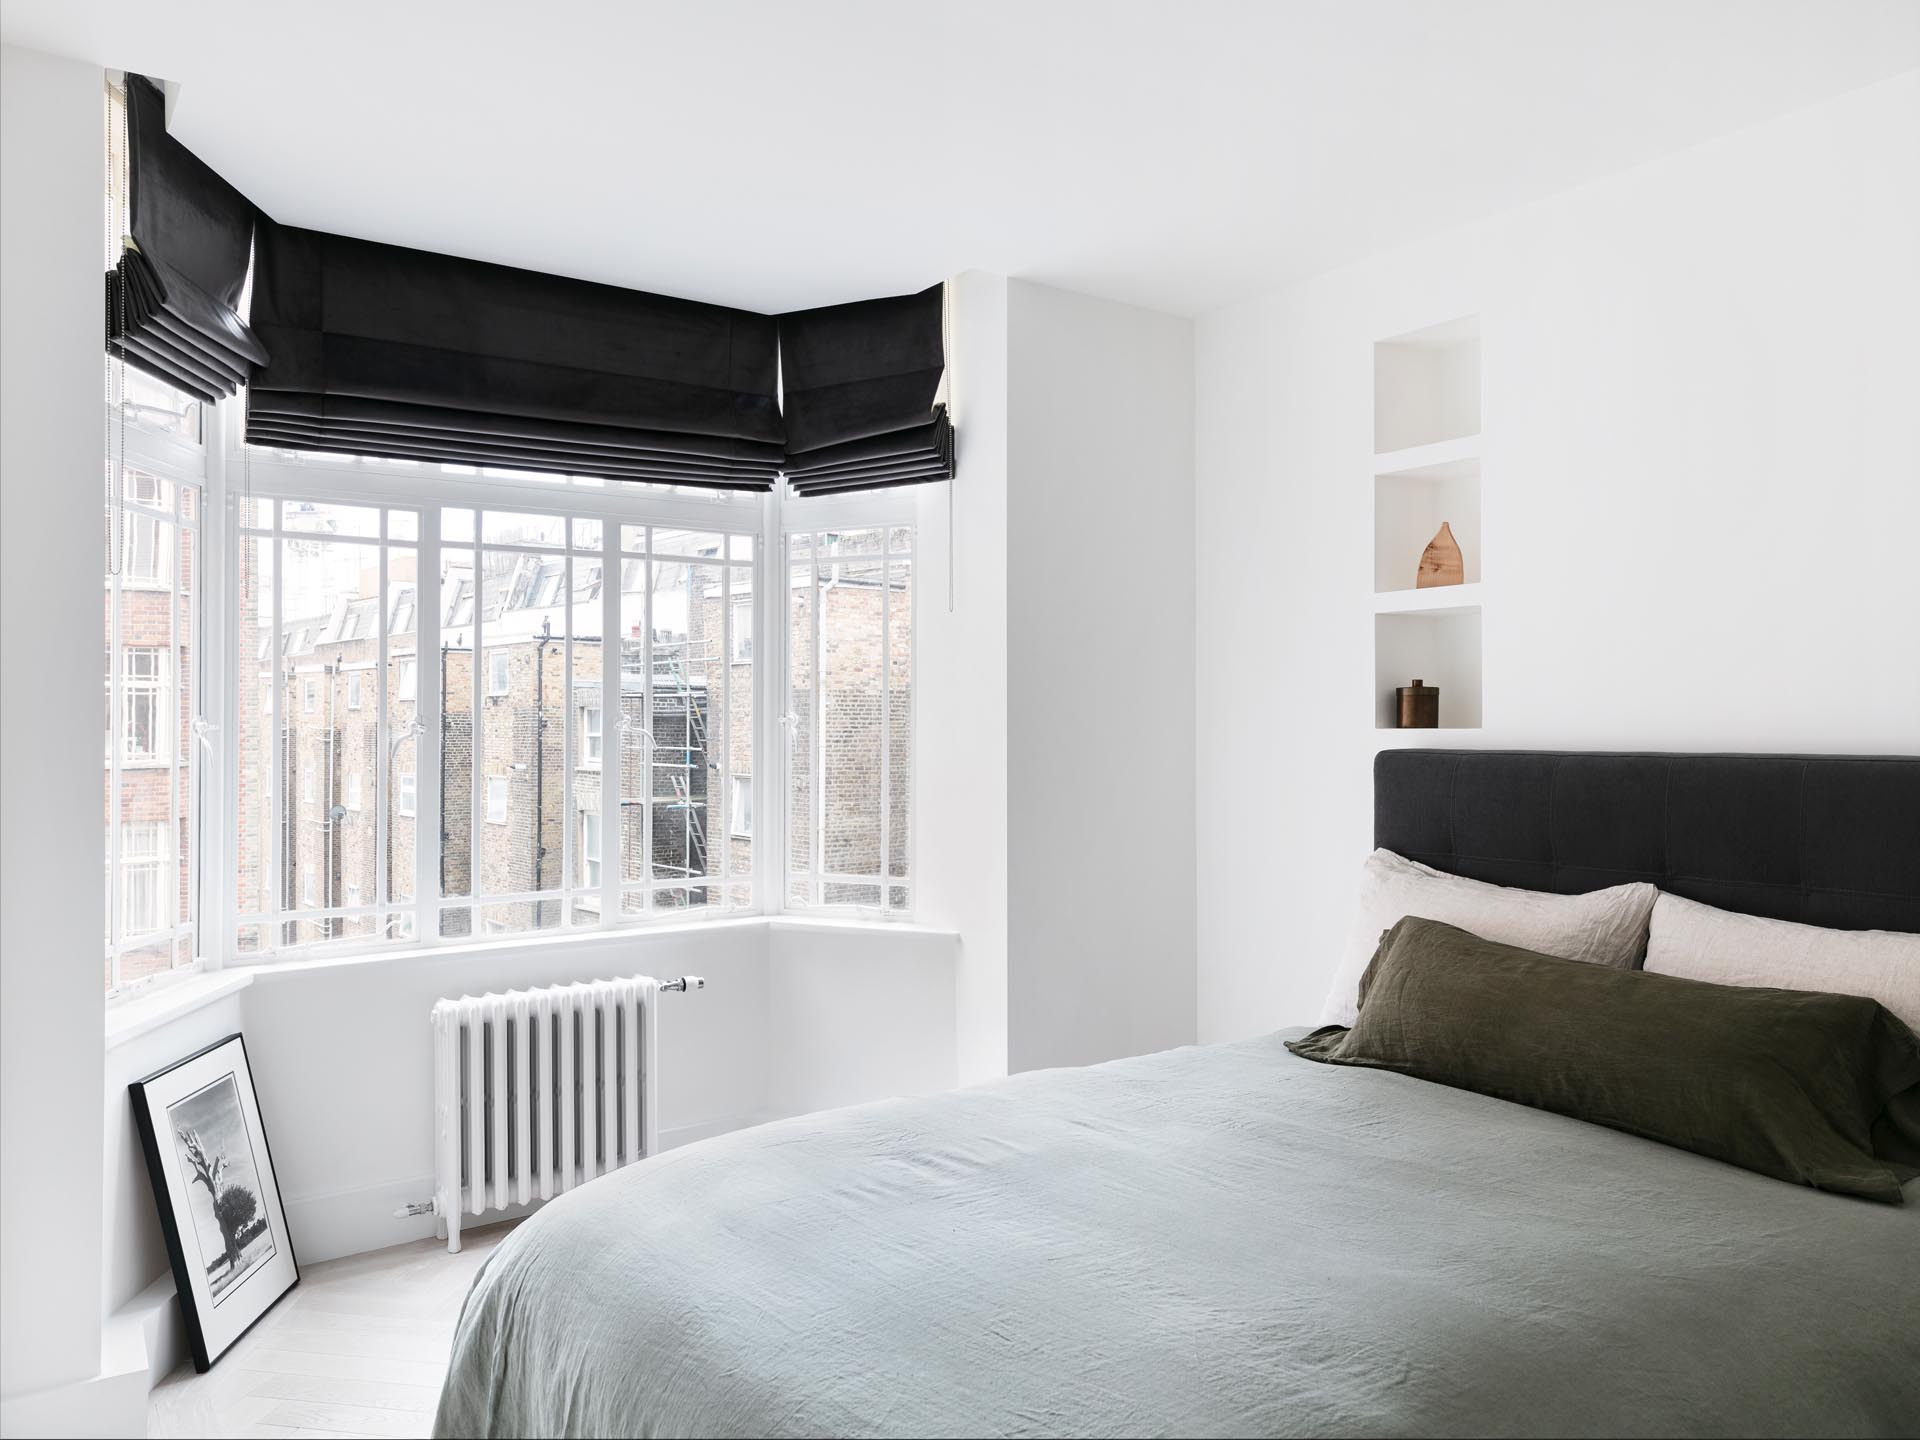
[435,1032,1920,1438]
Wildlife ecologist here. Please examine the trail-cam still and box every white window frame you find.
[731,773,753,839]
[118,645,171,765]
[731,595,754,663]
[118,821,171,938]
[105,414,208,998]
[580,704,602,767]
[348,671,364,709]
[487,649,510,697]
[580,810,602,890]
[779,504,917,920]
[223,438,775,963]
[397,771,417,817]
[123,509,170,587]
[345,772,363,811]
[486,775,509,825]
[302,677,317,714]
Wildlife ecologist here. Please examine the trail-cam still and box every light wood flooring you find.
[148,1221,518,1439]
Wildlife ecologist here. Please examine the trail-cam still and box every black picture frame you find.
[129,1032,299,1371]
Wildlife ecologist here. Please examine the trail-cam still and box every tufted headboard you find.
[1374,750,1920,934]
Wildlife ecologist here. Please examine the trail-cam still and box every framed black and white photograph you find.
[130,1033,298,1371]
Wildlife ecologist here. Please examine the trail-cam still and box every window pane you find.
[112,359,200,441]
[467,531,568,936]
[888,556,912,882]
[106,461,198,991]
[650,529,726,559]
[235,535,276,932]
[570,553,604,913]
[649,561,719,909]
[786,548,815,903]
[284,500,380,538]
[618,559,650,890]
[278,537,382,943]
[482,511,565,548]
[787,527,911,914]
[821,558,885,884]
[724,569,754,909]
[438,532,474,917]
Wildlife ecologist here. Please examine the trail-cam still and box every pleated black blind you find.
[779,283,953,495]
[245,222,787,489]
[105,74,266,401]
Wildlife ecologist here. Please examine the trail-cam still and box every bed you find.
[435,752,1920,1439]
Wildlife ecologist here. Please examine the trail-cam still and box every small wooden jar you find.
[1396,678,1439,729]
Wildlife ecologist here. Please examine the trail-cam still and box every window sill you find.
[105,970,252,1051]
[104,915,959,1047]
[767,914,957,939]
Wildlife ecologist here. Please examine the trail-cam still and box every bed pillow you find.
[1318,849,1657,1027]
[1644,892,1920,1032]
[1290,916,1920,1203]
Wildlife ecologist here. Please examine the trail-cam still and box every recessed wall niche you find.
[1373,315,1482,731]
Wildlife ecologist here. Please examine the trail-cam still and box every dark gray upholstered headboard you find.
[1374,751,1920,934]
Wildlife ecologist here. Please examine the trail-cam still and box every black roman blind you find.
[778,283,953,494]
[105,74,267,401]
[244,222,787,489]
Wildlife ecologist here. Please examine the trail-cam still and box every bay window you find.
[103,385,920,994]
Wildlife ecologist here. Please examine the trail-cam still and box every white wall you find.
[766,922,959,1115]
[102,921,957,1322]
[238,924,771,1262]
[916,270,1012,1085]
[1194,71,1920,1040]
[1005,282,1197,1073]
[0,43,110,1430]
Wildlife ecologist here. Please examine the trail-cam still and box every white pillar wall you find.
[1,41,110,1423]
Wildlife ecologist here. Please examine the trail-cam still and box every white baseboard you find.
[279,1110,767,1266]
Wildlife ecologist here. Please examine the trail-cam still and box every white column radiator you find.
[428,974,702,1253]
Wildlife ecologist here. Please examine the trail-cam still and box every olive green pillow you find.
[1288,915,1920,1203]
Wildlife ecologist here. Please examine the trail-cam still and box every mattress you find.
[435,1030,1920,1438]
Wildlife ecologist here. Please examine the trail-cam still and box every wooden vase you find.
[1416,521,1464,588]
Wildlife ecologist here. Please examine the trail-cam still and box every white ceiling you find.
[4,0,1916,315]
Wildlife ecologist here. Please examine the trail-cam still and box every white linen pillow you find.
[1319,849,1658,1028]
[1643,892,1920,1032]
